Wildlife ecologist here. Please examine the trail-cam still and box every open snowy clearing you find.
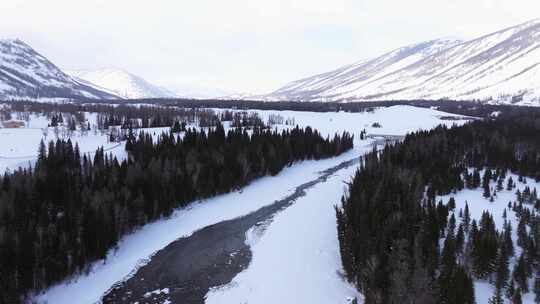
[219,105,473,139]
[30,105,470,304]
[0,128,123,173]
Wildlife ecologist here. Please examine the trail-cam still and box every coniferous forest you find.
[0,123,353,303]
[336,113,540,303]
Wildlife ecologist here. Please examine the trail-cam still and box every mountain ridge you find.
[267,19,540,105]
[0,39,119,100]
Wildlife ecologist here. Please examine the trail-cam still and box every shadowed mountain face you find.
[269,19,540,105]
[0,39,119,100]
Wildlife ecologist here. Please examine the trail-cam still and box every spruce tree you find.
[473,169,481,188]
[448,197,456,210]
[513,288,523,304]
[513,254,529,292]
[388,239,411,304]
[463,202,471,232]
[507,176,514,191]
[534,276,540,303]
[496,177,504,191]
[506,279,516,300]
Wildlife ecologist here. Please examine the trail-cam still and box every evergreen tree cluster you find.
[336,113,540,303]
[5,101,228,130]
[227,111,266,129]
[95,107,222,129]
[6,98,540,120]
[48,112,64,127]
[0,124,352,303]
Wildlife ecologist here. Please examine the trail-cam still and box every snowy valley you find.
[3,6,540,304]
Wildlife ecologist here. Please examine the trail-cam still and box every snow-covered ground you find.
[220,105,472,139]
[29,105,471,304]
[206,163,362,304]
[0,128,123,173]
[0,112,172,173]
[439,172,539,303]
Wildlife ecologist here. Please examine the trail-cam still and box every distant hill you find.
[67,68,178,99]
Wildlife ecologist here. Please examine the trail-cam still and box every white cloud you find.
[0,0,539,94]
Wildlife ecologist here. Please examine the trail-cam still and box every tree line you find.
[2,101,279,132]
[0,123,352,303]
[8,99,540,119]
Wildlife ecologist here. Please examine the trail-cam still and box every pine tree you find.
[513,288,523,304]
[482,169,492,198]
[507,176,514,190]
[388,239,410,304]
[507,279,516,300]
[534,276,540,303]
[448,197,456,210]
[517,218,528,249]
[448,213,456,236]
[513,254,529,292]
[496,177,504,191]
[489,288,504,304]
[37,139,47,163]
[503,221,514,257]
[463,202,471,232]
[456,224,465,256]
[473,169,481,188]
[494,244,510,293]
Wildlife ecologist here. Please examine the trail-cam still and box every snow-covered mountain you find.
[0,39,119,100]
[268,19,540,105]
[67,68,178,99]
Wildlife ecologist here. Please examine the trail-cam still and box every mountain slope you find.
[269,19,540,105]
[0,39,119,100]
[67,68,177,99]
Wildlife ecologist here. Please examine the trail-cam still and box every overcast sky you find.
[0,0,539,94]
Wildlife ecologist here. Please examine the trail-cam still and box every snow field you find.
[217,105,472,141]
[0,128,124,173]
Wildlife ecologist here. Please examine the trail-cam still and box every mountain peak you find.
[67,68,177,99]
